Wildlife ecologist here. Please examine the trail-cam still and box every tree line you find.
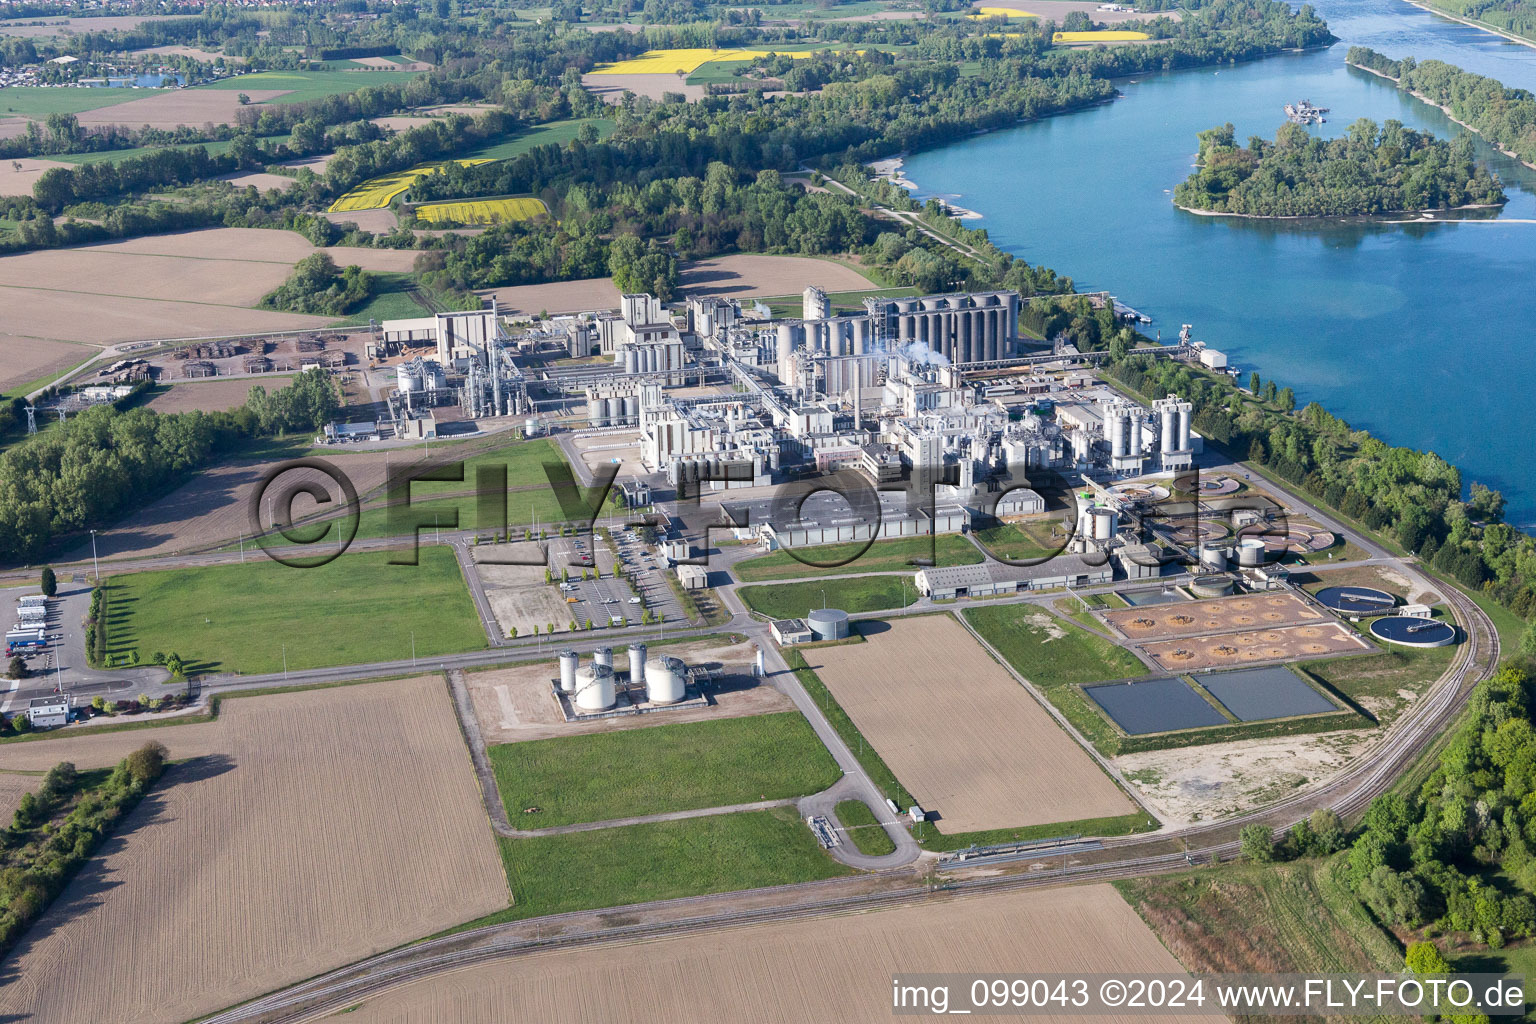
[0,369,339,563]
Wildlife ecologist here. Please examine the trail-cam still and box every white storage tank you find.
[627,642,647,683]
[644,656,687,704]
[1089,507,1117,541]
[807,608,850,642]
[624,348,639,374]
[574,664,616,711]
[1236,537,1267,567]
[593,646,613,670]
[558,650,579,693]
[525,415,542,437]
[588,399,607,426]
[622,395,638,423]
[396,364,421,395]
[1199,544,1228,570]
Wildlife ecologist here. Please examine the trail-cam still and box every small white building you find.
[771,618,813,645]
[675,564,709,590]
[26,695,70,729]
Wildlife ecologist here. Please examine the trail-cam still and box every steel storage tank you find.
[574,664,616,711]
[1191,574,1234,598]
[588,399,607,426]
[627,642,647,683]
[1090,507,1117,541]
[1199,544,1228,570]
[1236,538,1267,567]
[558,650,579,693]
[525,416,541,437]
[593,646,613,670]
[607,397,623,424]
[622,395,638,423]
[396,364,421,395]
[644,656,687,704]
[807,608,850,641]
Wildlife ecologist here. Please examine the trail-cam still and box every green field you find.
[0,87,166,117]
[1053,591,1126,631]
[196,69,423,104]
[732,534,981,582]
[463,117,615,160]
[834,799,896,857]
[487,713,840,827]
[103,547,486,674]
[969,519,1063,561]
[1302,641,1456,727]
[332,272,432,325]
[491,808,852,923]
[52,136,243,165]
[963,604,1147,754]
[737,576,917,619]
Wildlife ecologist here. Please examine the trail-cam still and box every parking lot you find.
[547,533,688,627]
[603,530,690,626]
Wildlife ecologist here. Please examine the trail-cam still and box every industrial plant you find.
[550,644,714,720]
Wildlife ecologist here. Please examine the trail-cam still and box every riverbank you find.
[1399,0,1536,52]
[1349,57,1536,172]
[1175,200,1505,220]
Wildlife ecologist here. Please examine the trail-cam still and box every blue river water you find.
[902,0,1536,526]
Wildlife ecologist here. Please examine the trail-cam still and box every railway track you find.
[198,571,1500,1024]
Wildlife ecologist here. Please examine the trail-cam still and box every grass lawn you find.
[102,546,486,674]
[732,534,981,582]
[1053,592,1126,632]
[0,87,165,117]
[919,811,1155,852]
[195,69,422,103]
[834,799,896,857]
[1302,642,1457,727]
[333,272,430,326]
[738,575,917,619]
[1116,857,1403,981]
[490,808,852,923]
[487,712,840,827]
[463,117,613,160]
[969,519,1063,561]
[963,604,1146,754]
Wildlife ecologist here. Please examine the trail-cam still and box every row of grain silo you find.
[586,394,639,427]
[556,643,689,711]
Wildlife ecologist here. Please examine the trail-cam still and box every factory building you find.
[26,695,70,729]
[914,553,1112,599]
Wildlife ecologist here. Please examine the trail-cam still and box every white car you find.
[628,597,643,605]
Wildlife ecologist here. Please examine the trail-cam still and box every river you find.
[901,0,1536,526]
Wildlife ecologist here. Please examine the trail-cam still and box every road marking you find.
[0,676,19,714]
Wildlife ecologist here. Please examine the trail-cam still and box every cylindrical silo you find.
[624,348,638,374]
[1110,412,1127,459]
[589,398,607,426]
[1199,544,1228,570]
[622,395,637,423]
[396,364,421,396]
[593,646,613,670]
[1090,507,1117,541]
[1177,406,1192,450]
[574,664,616,711]
[1129,416,1143,454]
[1237,537,1267,567]
[1160,407,1177,453]
[851,317,868,354]
[644,656,687,704]
[776,324,795,371]
[558,650,579,693]
[807,608,850,641]
[627,642,647,683]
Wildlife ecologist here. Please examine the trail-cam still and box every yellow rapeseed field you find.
[589,47,829,75]
[415,196,549,224]
[328,158,494,213]
[1054,29,1150,40]
[967,6,1038,18]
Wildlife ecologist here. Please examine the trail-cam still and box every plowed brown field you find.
[803,615,1134,833]
[0,676,508,1024]
[335,884,1212,1024]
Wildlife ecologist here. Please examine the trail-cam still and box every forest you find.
[1173,118,1505,217]
[1349,47,1536,169]
[0,371,338,562]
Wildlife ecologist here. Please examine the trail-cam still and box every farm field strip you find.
[591,46,849,75]
[414,196,548,224]
[0,676,509,1024]
[329,159,494,212]
[332,885,1212,1023]
[803,615,1134,833]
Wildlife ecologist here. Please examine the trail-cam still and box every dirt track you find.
[678,253,874,297]
[334,884,1211,1024]
[0,676,508,1024]
[805,616,1134,833]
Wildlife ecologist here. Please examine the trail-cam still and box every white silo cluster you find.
[1152,394,1194,471]
[556,644,691,712]
[1105,400,1146,476]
